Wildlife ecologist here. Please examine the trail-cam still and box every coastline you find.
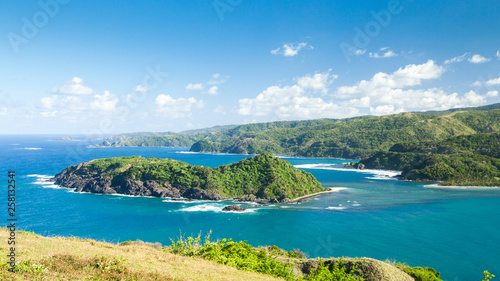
[291,187,347,202]
[424,183,499,189]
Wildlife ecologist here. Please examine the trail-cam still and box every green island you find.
[2,228,465,281]
[52,153,326,202]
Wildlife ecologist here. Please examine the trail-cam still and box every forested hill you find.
[94,104,499,156]
[52,154,325,202]
[190,108,500,158]
[352,133,500,186]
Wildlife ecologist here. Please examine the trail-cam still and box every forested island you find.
[51,153,326,202]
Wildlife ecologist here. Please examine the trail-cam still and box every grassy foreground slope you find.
[0,229,281,281]
[1,229,436,281]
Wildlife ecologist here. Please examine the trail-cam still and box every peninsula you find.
[51,153,326,202]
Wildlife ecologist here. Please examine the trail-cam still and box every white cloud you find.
[444,53,469,64]
[53,77,93,95]
[354,49,366,56]
[208,86,219,95]
[212,73,220,79]
[271,42,313,57]
[135,85,148,93]
[186,83,204,91]
[90,91,119,111]
[369,49,398,58]
[296,70,337,93]
[471,81,482,87]
[337,60,445,98]
[156,94,204,118]
[39,95,85,118]
[486,90,498,97]
[468,54,490,64]
[238,85,357,119]
[0,107,8,116]
[335,60,486,111]
[207,76,227,85]
[497,50,500,59]
[486,77,500,85]
[237,70,358,119]
[370,105,405,116]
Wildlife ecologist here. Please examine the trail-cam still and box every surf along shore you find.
[291,187,347,202]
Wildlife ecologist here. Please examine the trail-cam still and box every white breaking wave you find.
[294,164,401,179]
[28,174,64,189]
[326,206,347,211]
[178,204,256,213]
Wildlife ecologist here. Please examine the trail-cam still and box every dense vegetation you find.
[190,109,500,158]
[54,153,325,201]
[355,133,500,186]
[168,232,396,281]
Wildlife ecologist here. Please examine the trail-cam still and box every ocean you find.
[1,135,499,280]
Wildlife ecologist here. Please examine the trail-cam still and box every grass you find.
[0,228,283,281]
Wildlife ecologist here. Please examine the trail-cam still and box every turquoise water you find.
[1,135,499,280]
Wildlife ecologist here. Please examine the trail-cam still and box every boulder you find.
[222,205,246,212]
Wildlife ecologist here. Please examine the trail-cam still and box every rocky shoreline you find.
[51,166,295,203]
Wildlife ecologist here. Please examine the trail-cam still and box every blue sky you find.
[1,0,499,134]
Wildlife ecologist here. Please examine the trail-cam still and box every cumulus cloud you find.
[237,71,357,119]
[336,60,445,98]
[369,48,398,58]
[471,81,482,87]
[296,70,337,94]
[271,42,313,57]
[444,53,469,64]
[486,90,498,97]
[354,49,366,56]
[135,85,148,93]
[208,86,219,95]
[186,83,204,91]
[238,85,357,119]
[53,77,93,95]
[468,54,490,64]
[486,77,500,85]
[335,60,487,114]
[156,94,204,118]
[90,91,119,111]
[39,94,85,118]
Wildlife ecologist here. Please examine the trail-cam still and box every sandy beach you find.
[291,187,347,202]
[424,183,499,189]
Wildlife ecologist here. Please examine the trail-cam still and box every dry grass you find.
[0,228,283,281]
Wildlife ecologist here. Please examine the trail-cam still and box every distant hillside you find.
[351,133,500,186]
[52,154,325,202]
[96,103,500,153]
[190,108,500,159]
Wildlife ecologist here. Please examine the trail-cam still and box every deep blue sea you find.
[1,135,499,280]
